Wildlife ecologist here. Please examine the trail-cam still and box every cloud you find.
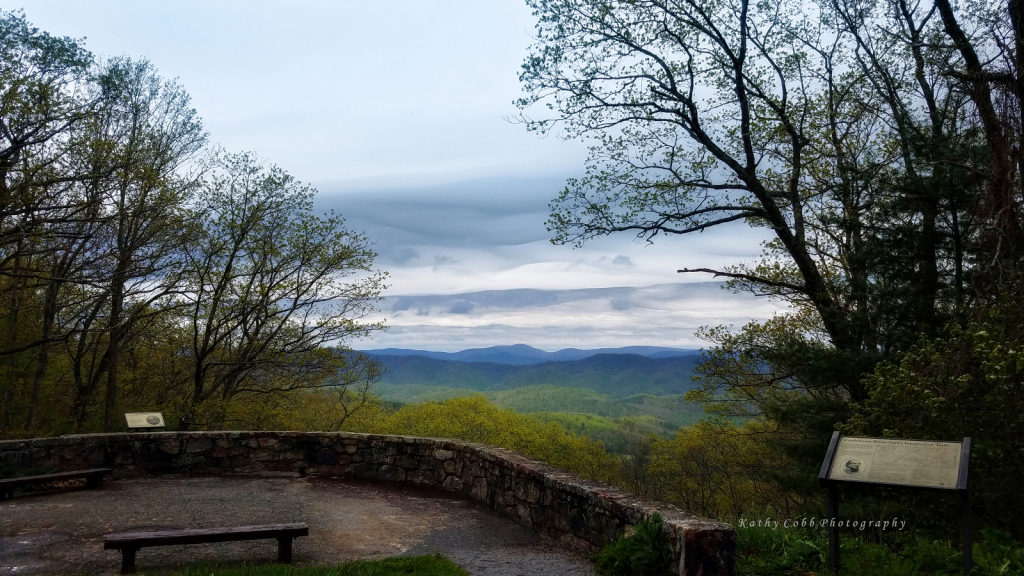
[310,177,779,352]
[612,255,635,267]
[314,177,563,254]
[448,301,475,314]
[391,247,420,264]
[360,282,789,351]
[432,254,461,272]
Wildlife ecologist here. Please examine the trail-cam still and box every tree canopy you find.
[0,10,387,436]
[518,0,1024,533]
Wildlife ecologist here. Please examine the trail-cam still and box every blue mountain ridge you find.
[358,344,698,365]
[357,350,706,398]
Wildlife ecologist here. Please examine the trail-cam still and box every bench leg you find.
[120,547,138,574]
[86,475,102,489]
[0,488,12,500]
[277,537,293,563]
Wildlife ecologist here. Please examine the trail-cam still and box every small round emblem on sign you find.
[841,458,863,475]
[146,415,161,425]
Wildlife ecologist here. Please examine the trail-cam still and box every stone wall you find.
[0,431,735,575]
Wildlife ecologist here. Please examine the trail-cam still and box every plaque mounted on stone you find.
[124,412,165,429]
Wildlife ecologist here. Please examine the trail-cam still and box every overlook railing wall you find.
[0,431,734,576]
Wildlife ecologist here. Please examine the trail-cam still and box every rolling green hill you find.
[367,352,711,452]
[373,383,710,451]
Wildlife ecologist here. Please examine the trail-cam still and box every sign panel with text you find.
[819,433,972,574]
[827,436,964,489]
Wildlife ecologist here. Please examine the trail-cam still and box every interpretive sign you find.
[124,412,165,429]
[819,432,972,574]
[827,436,964,489]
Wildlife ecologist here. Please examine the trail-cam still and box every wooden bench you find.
[104,523,309,574]
[0,468,112,500]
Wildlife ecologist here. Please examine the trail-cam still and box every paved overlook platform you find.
[0,474,595,575]
[0,431,735,575]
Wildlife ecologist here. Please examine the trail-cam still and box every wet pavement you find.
[0,475,596,576]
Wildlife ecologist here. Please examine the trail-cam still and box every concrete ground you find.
[0,475,596,576]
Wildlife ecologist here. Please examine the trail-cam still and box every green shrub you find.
[973,529,1024,576]
[843,316,1024,538]
[595,512,673,575]
[736,522,1024,576]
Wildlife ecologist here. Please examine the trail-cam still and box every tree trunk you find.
[25,283,60,432]
[3,252,23,429]
[103,273,124,432]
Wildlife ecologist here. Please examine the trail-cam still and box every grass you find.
[159,556,470,576]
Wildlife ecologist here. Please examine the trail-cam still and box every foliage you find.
[173,152,386,430]
[529,411,630,453]
[165,555,470,576]
[375,384,484,404]
[224,387,388,434]
[736,523,1024,576]
[843,299,1024,536]
[515,0,1024,513]
[376,381,711,453]
[0,11,386,438]
[647,420,803,519]
[687,312,855,502]
[352,395,620,484]
[491,386,705,431]
[594,512,673,576]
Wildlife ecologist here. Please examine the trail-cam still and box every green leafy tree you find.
[175,152,387,430]
[517,0,1021,504]
[58,57,208,432]
[843,298,1024,536]
[362,395,621,483]
[0,9,94,429]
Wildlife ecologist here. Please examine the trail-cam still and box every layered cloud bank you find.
[360,282,786,352]
[317,177,787,352]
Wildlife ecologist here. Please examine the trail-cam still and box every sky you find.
[14,1,787,351]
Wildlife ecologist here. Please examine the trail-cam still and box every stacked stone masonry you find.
[0,431,735,575]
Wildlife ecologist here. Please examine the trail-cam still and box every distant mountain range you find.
[360,348,705,398]
[359,344,698,365]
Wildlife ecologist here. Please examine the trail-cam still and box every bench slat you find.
[104,523,309,549]
[0,468,111,487]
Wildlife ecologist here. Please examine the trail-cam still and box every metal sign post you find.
[818,432,972,574]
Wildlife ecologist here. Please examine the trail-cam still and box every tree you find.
[0,12,390,438]
[367,395,621,483]
[0,9,94,261]
[647,420,802,518]
[842,311,1024,535]
[89,57,207,431]
[0,9,94,428]
[516,0,1023,507]
[29,57,207,433]
[175,152,387,430]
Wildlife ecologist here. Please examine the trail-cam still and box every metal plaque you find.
[124,412,165,429]
[827,436,964,489]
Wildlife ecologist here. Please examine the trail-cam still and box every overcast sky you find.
[15,1,786,351]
